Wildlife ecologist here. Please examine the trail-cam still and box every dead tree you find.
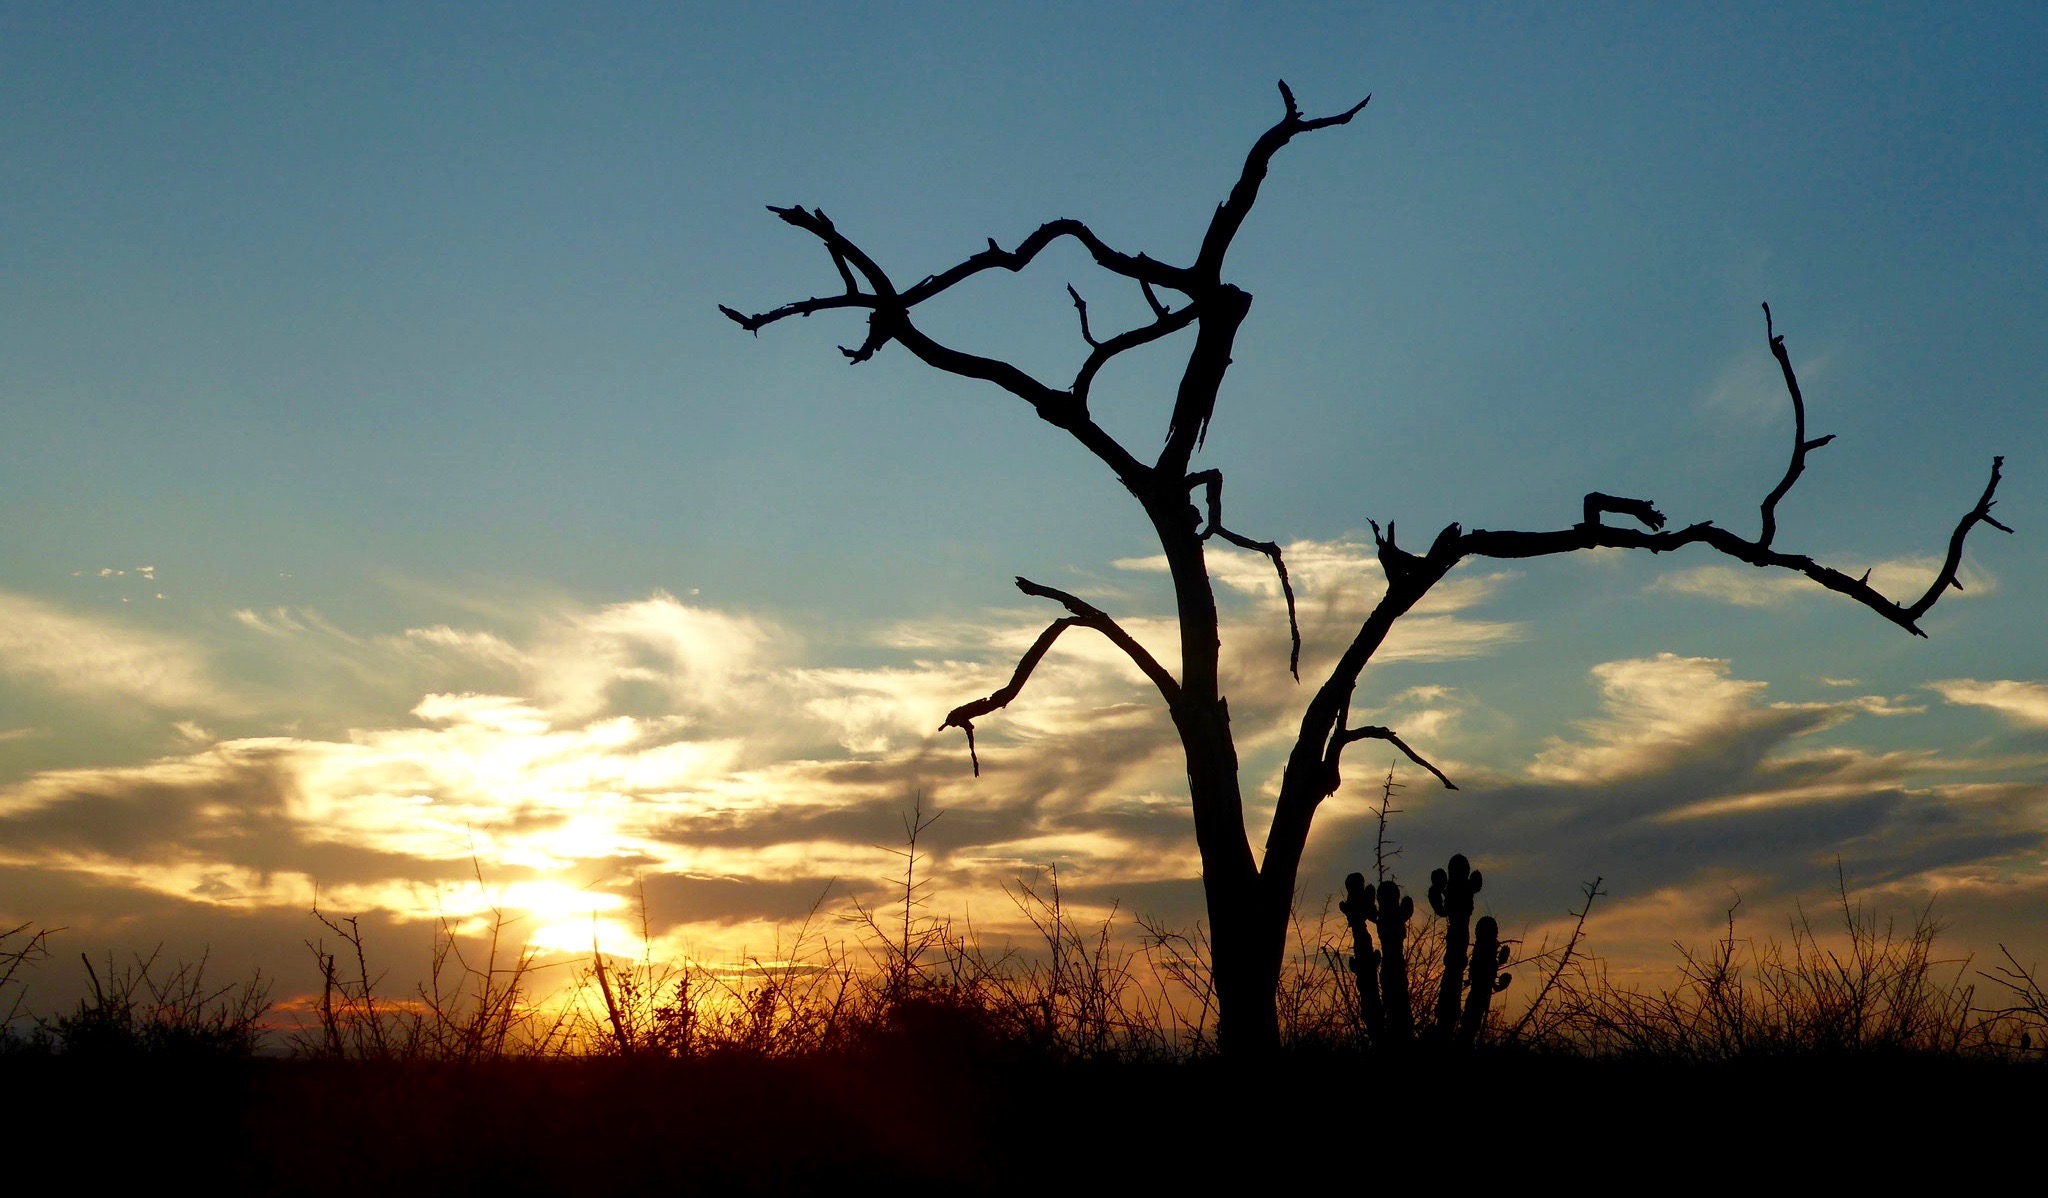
[722,83,2010,1053]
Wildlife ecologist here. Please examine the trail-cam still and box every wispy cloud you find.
[2,574,2041,996]
[1932,679,2048,728]
[0,588,227,712]
[1648,557,1995,609]
[1303,655,2047,972]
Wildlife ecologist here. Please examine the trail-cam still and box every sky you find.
[3,2,2045,1018]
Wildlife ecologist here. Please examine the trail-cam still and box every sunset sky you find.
[4,3,2044,1012]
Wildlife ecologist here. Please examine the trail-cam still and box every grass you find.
[2,846,2043,1192]
[1526,871,2036,1061]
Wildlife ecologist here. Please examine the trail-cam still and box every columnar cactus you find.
[1427,854,1482,1037]
[1339,873,1383,1043]
[1371,878,1415,1045]
[1339,872,1416,1048]
[1457,914,1512,1045]
[1345,851,1510,1050]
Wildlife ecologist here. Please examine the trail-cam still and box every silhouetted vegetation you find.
[1,849,2040,1191]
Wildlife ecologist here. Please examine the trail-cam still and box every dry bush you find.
[43,946,270,1059]
[1531,873,1994,1060]
[1979,946,2048,1056]
[296,902,572,1062]
[1,921,55,1046]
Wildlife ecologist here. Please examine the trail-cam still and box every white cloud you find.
[529,592,778,722]
[1529,653,1778,784]
[389,625,524,665]
[1647,566,1813,607]
[1932,679,2048,728]
[233,606,359,640]
[0,588,226,712]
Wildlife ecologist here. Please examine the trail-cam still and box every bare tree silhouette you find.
[722,83,2010,1052]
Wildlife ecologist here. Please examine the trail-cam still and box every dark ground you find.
[4,1043,2037,1194]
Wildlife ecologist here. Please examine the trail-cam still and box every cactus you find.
[1372,878,1415,1045]
[1340,850,1511,1050]
[1339,872,1416,1048]
[1339,873,1383,1043]
[1427,853,1482,1037]
[1457,915,1512,1045]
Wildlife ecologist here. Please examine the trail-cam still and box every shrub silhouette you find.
[45,947,269,1060]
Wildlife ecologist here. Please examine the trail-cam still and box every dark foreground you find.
[5,1043,2039,1194]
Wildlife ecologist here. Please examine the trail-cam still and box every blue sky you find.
[2,3,2043,1009]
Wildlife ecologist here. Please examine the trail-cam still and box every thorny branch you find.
[1509,876,1605,1041]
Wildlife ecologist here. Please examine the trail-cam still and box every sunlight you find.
[529,914,642,958]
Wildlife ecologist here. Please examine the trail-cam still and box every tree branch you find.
[1196,82,1370,280]
[1456,458,2009,636]
[1158,82,1368,468]
[938,617,1084,777]
[1582,492,1667,531]
[722,204,1181,488]
[1910,454,2012,618]
[1066,284,1100,348]
[1072,300,1202,406]
[1140,278,1169,319]
[1331,725,1459,791]
[726,212,1196,341]
[1190,469,1301,679]
[1449,307,2010,635]
[937,577,1181,775]
[1013,576,1181,704]
[1759,303,1836,548]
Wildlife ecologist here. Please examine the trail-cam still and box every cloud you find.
[1300,656,2047,943]
[1932,679,2048,728]
[3,573,2043,1005]
[1648,557,1995,609]
[527,593,778,723]
[1646,566,1814,607]
[1527,654,1781,785]
[0,588,226,712]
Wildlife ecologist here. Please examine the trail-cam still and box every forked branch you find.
[939,577,1180,775]
[723,204,1215,483]
[1197,81,1371,279]
[1453,309,2009,635]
